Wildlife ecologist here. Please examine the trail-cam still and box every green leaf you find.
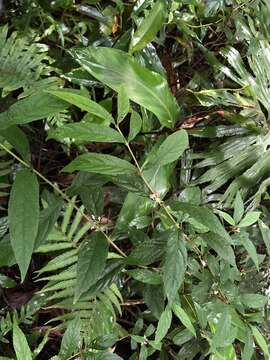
[117,85,129,123]
[48,122,124,144]
[8,169,39,281]
[48,89,113,123]
[233,191,244,224]
[155,306,172,342]
[258,219,270,256]
[0,274,16,288]
[60,316,81,359]
[0,236,16,267]
[163,230,186,304]
[64,153,138,176]
[13,321,32,360]
[127,232,167,266]
[242,330,254,360]
[35,195,63,249]
[127,268,161,285]
[238,212,260,227]
[236,232,259,271]
[0,93,68,130]
[251,326,270,357]
[94,353,123,360]
[0,126,30,162]
[91,334,118,350]
[128,111,142,142]
[79,186,104,217]
[212,313,232,349]
[194,302,207,329]
[239,293,268,309]
[76,232,108,301]
[129,1,165,54]
[170,201,231,242]
[172,303,196,337]
[172,328,194,346]
[150,130,189,166]
[70,46,179,127]
[202,232,236,266]
[216,210,235,226]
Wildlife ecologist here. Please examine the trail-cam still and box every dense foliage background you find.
[0,0,270,359]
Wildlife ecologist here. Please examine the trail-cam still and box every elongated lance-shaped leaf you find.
[70,46,179,127]
[8,169,39,281]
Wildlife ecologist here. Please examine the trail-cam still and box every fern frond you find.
[0,25,54,96]
[35,201,123,345]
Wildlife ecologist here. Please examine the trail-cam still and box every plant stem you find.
[0,143,126,258]
[116,125,180,230]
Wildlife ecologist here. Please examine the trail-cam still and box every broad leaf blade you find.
[151,129,189,166]
[0,93,68,130]
[163,230,187,304]
[233,191,244,224]
[48,122,124,144]
[70,46,179,127]
[251,326,270,357]
[13,321,32,360]
[155,306,172,342]
[117,85,129,123]
[76,232,108,301]
[170,201,231,242]
[60,316,81,358]
[172,303,196,337]
[8,169,39,281]
[130,1,165,54]
[128,111,142,142]
[64,153,138,176]
[258,219,270,256]
[48,89,114,123]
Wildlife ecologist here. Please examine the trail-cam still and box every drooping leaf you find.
[13,321,32,360]
[258,219,270,256]
[128,111,142,142]
[0,126,30,162]
[91,334,118,350]
[129,1,165,54]
[60,316,81,358]
[35,195,63,249]
[170,201,231,242]
[172,303,196,337]
[236,232,259,271]
[70,46,179,127]
[76,232,108,301]
[202,232,236,266]
[242,330,254,360]
[8,169,39,281]
[211,313,232,349]
[239,293,268,309]
[127,232,167,265]
[48,89,113,123]
[48,122,124,144]
[251,326,270,357]
[0,93,68,130]
[127,268,162,285]
[155,306,172,342]
[117,85,129,123]
[163,230,187,304]
[64,153,138,176]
